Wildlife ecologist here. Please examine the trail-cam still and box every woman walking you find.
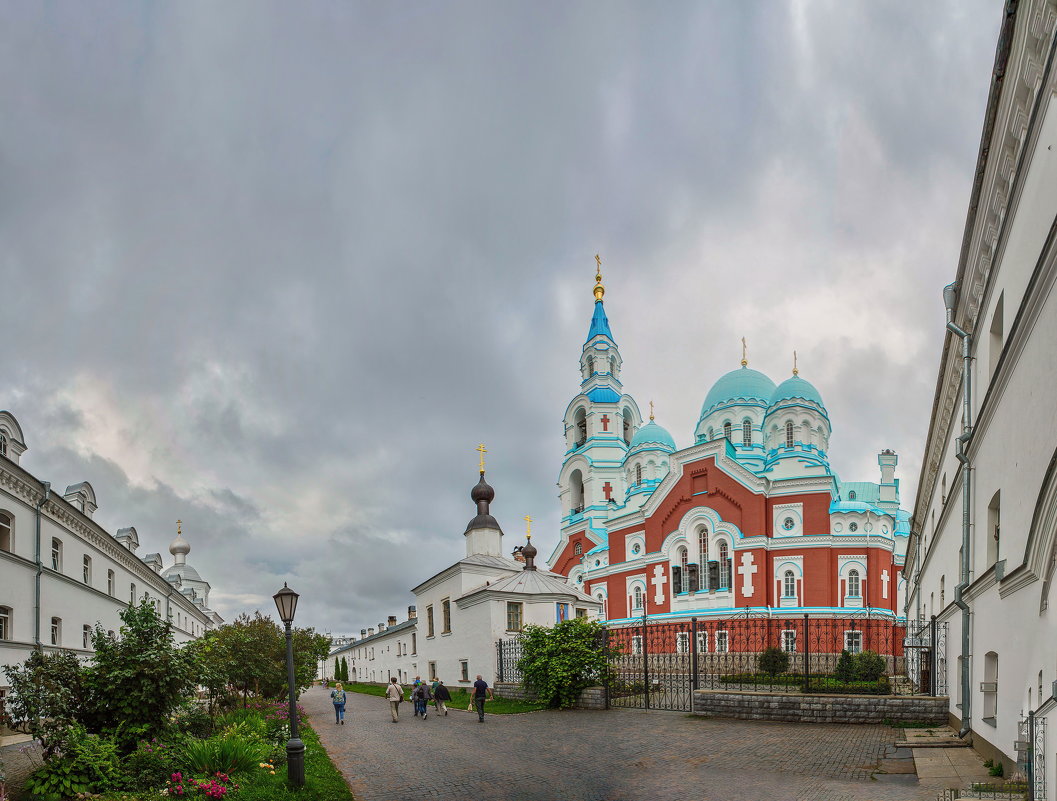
[330,682,347,725]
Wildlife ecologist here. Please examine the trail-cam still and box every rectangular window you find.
[696,631,708,653]
[782,630,796,653]
[0,606,10,640]
[82,624,92,649]
[51,538,61,571]
[631,635,642,656]
[107,570,115,596]
[575,607,587,618]
[676,632,689,654]
[506,602,523,632]
[460,660,469,682]
[50,617,61,646]
[82,555,91,584]
[716,630,729,653]
[130,583,136,604]
[442,599,451,633]
[411,633,416,655]
[0,512,10,552]
[426,605,435,637]
[844,631,863,654]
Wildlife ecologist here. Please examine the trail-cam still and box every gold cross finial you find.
[524,514,532,538]
[176,519,182,536]
[741,337,748,367]
[793,350,799,376]
[593,254,605,301]
[476,443,487,473]
[649,400,655,421]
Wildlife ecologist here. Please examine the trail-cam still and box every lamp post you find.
[273,583,305,788]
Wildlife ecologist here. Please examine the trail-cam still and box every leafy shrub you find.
[23,725,121,798]
[1,649,85,758]
[834,650,856,683]
[170,705,214,739]
[854,650,887,681]
[518,618,613,708]
[121,738,180,792]
[757,647,790,677]
[182,736,268,775]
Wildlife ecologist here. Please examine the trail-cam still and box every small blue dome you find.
[770,375,825,408]
[700,367,777,417]
[629,420,676,452]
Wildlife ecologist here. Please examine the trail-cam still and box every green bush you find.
[182,735,269,775]
[120,738,180,792]
[23,725,121,798]
[1,649,85,759]
[518,618,613,708]
[169,705,214,739]
[757,647,791,677]
[834,650,856,683]
[854,650,887,681]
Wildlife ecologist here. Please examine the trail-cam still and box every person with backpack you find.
[385,677,404,723]
[330,682,347,725]
[412,680,432,719]
[433,679,451,716]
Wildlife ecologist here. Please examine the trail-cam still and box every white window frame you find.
[50,616,61,646]
[785,421,794,447]
[718,541,730,589]
[696,631,708,653]
[0,606,10,640]
[716,630,729,653]
[742,419,752,447]
[632,584,644,612]
[782,629,797,653]
[631,635,642,656]
[844,630,863,654]
[678,546,689,593]
[107,570,115,596]
[676,632,689,654]
[506,601,523,632]
[0,512,12,552]
[783,570,796,599]
[82,624,92,649]
[51,538,62,571]
[83,555,92,585]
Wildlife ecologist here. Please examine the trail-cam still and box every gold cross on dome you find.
[649,400,655,421]
[793,350,799,376]
[476,443,487,472]
[176,519,182,535]
[741,337,748,367]
[524,515,532,538]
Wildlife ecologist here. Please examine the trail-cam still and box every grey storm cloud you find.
[1,0,1000,634]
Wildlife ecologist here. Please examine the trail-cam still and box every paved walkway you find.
[303,686,959,801]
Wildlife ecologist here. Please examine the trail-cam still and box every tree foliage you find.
[1,649,85,758]
[757,646,790,677]
[80,599,198,748]
[517,618,612,708]
[834,650,857,683]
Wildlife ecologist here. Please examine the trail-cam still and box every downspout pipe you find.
[944,281,973,739]
[33,481,51,649]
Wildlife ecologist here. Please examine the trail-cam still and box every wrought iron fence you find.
[496,635,525,683]
[904,616,949,696]
[1018,712,1047,801]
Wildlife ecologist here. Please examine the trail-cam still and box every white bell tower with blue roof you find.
[557,257,643,550]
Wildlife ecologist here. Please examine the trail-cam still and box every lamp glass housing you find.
[273,583,299,624]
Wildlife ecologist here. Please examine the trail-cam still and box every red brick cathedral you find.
[547,266,909,627]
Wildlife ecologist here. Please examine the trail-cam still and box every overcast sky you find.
[1,1,1001,636]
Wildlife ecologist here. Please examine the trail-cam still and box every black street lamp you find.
[273,582,305,788]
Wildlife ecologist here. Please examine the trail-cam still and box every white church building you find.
[0,410,222,724]
[904,0,1057,795]
[327,468,600,687]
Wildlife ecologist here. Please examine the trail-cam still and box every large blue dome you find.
[700,367,777,417]
[769,375,825,408]
[629,420,676,452]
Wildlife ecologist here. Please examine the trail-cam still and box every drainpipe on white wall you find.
[33,481,51,649]
[944,281,974,739]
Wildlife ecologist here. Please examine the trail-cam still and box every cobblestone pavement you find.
[304,687,955,801]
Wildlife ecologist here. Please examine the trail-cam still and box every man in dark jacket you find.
[433,679,452,716]
[413,681,432,719]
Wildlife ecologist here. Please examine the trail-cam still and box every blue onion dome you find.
[700,366,777,417]
[769,374,825,409]
[629,419,676,452]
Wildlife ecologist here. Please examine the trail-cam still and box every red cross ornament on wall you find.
[603,482,613,501]
[600,414,610,431]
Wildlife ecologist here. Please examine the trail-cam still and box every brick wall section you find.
[693,690,948,724]
[494,682,606,710]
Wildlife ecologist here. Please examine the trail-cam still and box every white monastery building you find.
[327,466,600,687]
[904,0,1057,795]
[0,410,222,716]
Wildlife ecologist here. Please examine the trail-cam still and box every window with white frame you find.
[847,569,861,598]
[718,541,730,589]
[696,631,708,653]
[574,542,582,556]
[844,630,863,654]
[635,463,642,485]
[130,583,136,604]
[782,630,796,653]
[83,555,92,585]
[460,660,469,682]
[0,606,10,640]
[51,538,62,571]
[442,598,451,633]
[723,421,732,441]
[698,528,709,590]
[107,570,115,596]
[82,624,92,649]
[742,420,752,447]
[632,585,643,611]
[783,570,796,598]
[0,431,6,456]
[50,617,61,646]
[0,512,11,552]
[715,630,729,653]
[678,546,689,593]
[676,632,689,653]
[631,636,642,656]
[426,605,435,637]
[506,602,523,632]
[785,421,794,447]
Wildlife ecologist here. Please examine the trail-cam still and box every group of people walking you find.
[331,675,495,724]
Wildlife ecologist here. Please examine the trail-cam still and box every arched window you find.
[707,427,714,440]
[635,463,642,485]
[742,420,752,447]
[609,357,616,376]
[847,569,860,597]
[587,356,595,376]
[783,570,796,598]
[0,512,11,552]
[633,585,643,610]
[50,538,62,571]
[679,546,689,593]
[623,408,633,446]
[723,422,732,441]
[50,616,61,646]
[0,431,7,456]
[0,606,10,640]
[82,624,92,649]
[82,555,91,585]
[107,570,115,596]
[785,421,794,448]
[572,408,587,448]
[574,541,582,556]
[718,541,730,589]
[848,490,857,500]
[569,469,585,513]
[698,528,710,590]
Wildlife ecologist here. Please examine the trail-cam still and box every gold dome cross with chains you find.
[524,515,532,538]
[476,443,487,473]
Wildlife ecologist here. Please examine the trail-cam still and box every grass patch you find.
[331,681,547,714]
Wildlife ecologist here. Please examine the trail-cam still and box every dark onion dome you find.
[470,472,495,504]
[699,366,777,418]
[521,536,538,570]
[465,471,501,534]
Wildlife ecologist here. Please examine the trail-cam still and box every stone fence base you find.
[694,689,948,724]
[494,682,606,710]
